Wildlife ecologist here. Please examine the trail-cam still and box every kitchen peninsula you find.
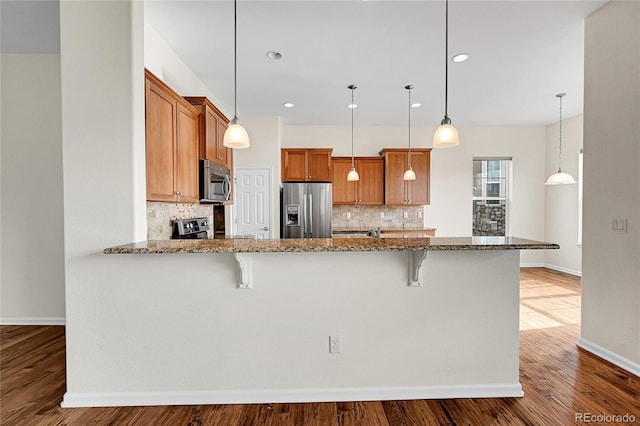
[62,236,557,407]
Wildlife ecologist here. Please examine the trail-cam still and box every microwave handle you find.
[223,175,231,200]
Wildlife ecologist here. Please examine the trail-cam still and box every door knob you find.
[262,227,269,231]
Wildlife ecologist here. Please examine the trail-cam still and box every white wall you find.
[0,54,65,323]
[234,116,282,238]
[283,125,547,264]
[60,0,146,390]
[544,114,583,276]
[580,0,640,375]
[144,22,229,117]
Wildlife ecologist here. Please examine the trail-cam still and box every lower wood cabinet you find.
[332,157,384,205]
[379,148,431,205]
[145,69,199,203]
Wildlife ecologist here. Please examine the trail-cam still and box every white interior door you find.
[235,168,272,239]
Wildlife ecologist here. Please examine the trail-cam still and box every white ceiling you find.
[144,0,606,127]
[0,0,606,127]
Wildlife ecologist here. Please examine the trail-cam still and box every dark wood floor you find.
[1,268,638,425]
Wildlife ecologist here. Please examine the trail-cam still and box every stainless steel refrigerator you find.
[281,183,332,238]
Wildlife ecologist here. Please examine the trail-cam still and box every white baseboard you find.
[520,263,544,268]
[0,317,65,326]
[578,337,640,377]
[61,383,523,408]
[544,263,582,277]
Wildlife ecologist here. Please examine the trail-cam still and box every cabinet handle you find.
[176,191,182,196]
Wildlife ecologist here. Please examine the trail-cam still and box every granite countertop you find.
[104,237,558,254]
[333,226,437,233]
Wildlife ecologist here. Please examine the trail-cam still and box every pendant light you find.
[404,85,416,181]
[223,0,250,149]
[433,0,460,148]
[545,93,577,185]
[346,84,360,182]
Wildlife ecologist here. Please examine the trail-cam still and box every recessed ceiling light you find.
[347,104,357,109]
[283,102,294,108]
[266,50,282,60]
[452,53,469,63]
[411,103,422,108]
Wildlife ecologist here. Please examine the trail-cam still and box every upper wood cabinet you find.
[332,157,384,205]
[184,96,232,170]
[379,148,431,205]
[145,69,199,203]
[281,148,333,182]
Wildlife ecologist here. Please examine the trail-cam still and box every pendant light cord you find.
[558,94,563,172]
[407,85,412,169]
[233,0,238,118]
[351,86,355,168]
[444,0,449,120]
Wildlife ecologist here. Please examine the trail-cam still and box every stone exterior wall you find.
[332,205,424,230]
[473,204,506,236]
[147,202,214,240]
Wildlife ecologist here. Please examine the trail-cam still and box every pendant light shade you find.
[545,93,576,185]
[224,116,250,149]
[404,85,416,181]
[433,0,459,148]
[545,171,577,185]
[223,0,250,149]
[347,84,359,182]
[403,168,417,181]
[433,122,460,148]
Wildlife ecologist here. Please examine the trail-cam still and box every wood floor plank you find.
[2,268,639,425]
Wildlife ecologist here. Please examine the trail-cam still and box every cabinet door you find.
[357,158,384,205]
[307,150,332,182]
[407,151,430,205]
[384,151,408,204]
[217,116,229,168]
[146,79,177,202]
[332,158,356,204]
[176,102,199,202]
[282,150,308,181]
[203,106,219,162]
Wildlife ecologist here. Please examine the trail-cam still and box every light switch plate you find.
[611,218,627,233]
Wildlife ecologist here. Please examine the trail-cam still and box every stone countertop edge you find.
[333,227,437,232]
[104,237,559,254]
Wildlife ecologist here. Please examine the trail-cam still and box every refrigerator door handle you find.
[303,193,308,237]
[309,193,313,236]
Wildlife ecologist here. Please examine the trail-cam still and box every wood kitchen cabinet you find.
[379,148,431,205]
[332,157,384,205]
[281,148,333,182]
[145,69,199,203]
[184,96,232,170]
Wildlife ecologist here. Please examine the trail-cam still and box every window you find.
[472,158,512,236]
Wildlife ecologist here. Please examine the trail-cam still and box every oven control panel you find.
[173,217,210,237]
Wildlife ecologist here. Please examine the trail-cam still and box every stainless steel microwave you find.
[200,159,231,203]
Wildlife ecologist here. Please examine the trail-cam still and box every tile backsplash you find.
[147,202,214,240]
[332,205,424,230]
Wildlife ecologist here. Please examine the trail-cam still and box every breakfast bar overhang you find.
[62,237,557,408]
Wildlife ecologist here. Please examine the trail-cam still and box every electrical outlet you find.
[380,212,385,219]
[329,336,342,353]
[417,210,423,218]
[611,218,627,233]
[403,212,409,219]
[346,212,351,220]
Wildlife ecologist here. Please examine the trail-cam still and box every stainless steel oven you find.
[200,159,231,203]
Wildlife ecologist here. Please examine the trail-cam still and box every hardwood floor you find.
[1,268,638,425]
